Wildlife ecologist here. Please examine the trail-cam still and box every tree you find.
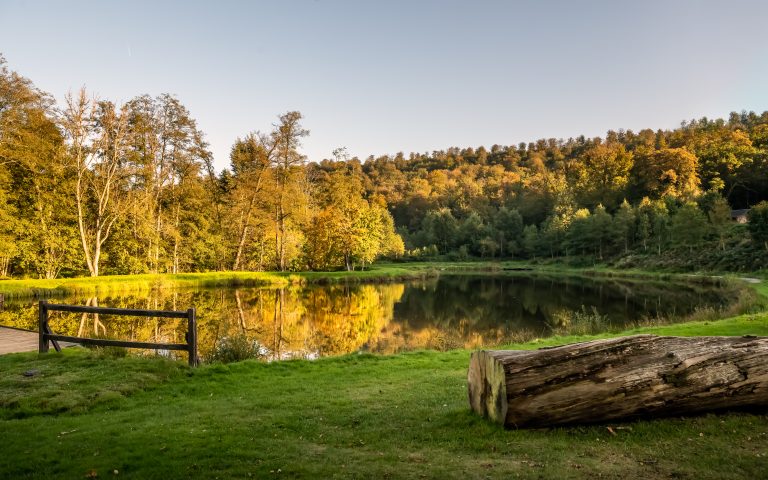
[62,89,129,277]
[565,208,591,256]
[613,200,636,254]
[631,148,700,200]
[123,94,215,274]
[540,215,566,258]
[747,201,768,251]
[691,127,755,197]
[271,111,309,271]
[575,142,633,209]
[421,208,458,254]
[635,198,653,252]
[0,56,77,278]
[588,204,613,260]
[493,207,523,257]
[522,224,539,259]
[670,202,709,253]
[651,201,670,255]
[228,133,274,270]
[458,212,484,255]
[707,195,732,251]
[376,205,405,260]
[303,170,402,270]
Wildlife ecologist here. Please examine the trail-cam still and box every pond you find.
[0,273,740,361]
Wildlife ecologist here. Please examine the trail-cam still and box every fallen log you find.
[467,334,768,428]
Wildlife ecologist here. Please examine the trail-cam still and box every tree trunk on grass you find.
[468,335,768,428]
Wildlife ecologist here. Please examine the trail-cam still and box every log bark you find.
[468,335,768,428]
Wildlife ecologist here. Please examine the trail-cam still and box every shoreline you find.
[1,261,762,301]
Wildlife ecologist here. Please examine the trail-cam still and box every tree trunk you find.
[468,335,768,428]
[233,219,249,271]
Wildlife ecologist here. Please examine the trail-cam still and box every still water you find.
[0,273,737,361]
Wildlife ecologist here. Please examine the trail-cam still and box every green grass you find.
[2,315,767,479]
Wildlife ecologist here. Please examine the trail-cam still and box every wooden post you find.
[38,300,49,353]
[187,308,197,366]
[0,293,4,311]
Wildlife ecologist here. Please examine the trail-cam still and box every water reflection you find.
[0,274,737,360]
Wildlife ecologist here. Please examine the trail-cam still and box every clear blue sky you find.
[2,0,767,171]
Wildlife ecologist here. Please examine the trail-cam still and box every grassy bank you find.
[2,316,768,479]
[0,265,438,300]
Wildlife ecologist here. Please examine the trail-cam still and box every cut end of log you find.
[468,350,508,425]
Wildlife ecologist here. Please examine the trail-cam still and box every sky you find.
[2,0,768,171]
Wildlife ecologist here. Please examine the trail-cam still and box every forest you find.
[1,54,768,279]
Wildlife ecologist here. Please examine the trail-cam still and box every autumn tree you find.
[304,169,402,271]
[631,148,700,200]
[575,142,633,209]
[271,111,309,271]
[689,126,755,197]
[228,133,274,270]
[123,94,214,273]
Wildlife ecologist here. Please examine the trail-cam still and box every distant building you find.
[730,209,750,223]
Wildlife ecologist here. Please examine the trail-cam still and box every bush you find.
[205,334,265,364]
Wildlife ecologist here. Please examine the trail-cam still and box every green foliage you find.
[613,200,635,253]
[421,208,458,254]
[493,207,523,257]
[522,224,539,258]
[748,201,768,251]
[670,202,710,253]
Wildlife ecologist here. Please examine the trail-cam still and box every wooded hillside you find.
[2,55,767,278]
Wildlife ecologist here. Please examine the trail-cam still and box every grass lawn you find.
[2,313,768,479]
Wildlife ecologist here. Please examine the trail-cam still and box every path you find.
[0,326,76,355]
[739,277,762,284]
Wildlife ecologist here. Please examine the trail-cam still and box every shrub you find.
[205,334,265,364]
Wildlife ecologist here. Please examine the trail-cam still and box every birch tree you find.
[62,89,129,276]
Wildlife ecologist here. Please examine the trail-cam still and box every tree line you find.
[325,110,768,271]
[0,56,402,278]
[2,54,767,278]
